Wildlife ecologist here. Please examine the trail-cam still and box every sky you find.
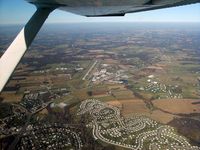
[0,0,200,25]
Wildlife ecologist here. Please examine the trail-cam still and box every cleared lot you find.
[153,99,200,114]
[106,99,200,124]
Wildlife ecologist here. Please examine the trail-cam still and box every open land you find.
[0,23,200,149]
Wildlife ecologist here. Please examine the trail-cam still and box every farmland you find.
[0,23,200,149]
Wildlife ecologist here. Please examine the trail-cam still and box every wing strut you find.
[0,7,54,92]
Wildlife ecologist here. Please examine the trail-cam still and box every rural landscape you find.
[0,22,200,149]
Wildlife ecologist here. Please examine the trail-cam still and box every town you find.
[78,99,200,150]
[0,23,200,149]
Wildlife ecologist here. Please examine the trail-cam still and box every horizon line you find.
[0,21,200,26]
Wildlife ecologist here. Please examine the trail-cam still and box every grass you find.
[98,96,115,102]
[111,90,134,100]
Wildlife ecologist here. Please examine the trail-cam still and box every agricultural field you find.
[1,23,200,149]
[153,99,200,114]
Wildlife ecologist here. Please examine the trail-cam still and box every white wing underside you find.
[0,29,27,92]
[27,0,200,16]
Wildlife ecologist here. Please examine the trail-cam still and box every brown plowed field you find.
[106,99,200,124]
[153,99,200,114]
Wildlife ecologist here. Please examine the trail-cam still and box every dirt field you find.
[119,99,177,124]
[112,90,135,100]
[107,84,126,90]
[120,99,150,115]
[147,110,176,124]
[106,100,122,108]
[103,59,118,64]
[107,99,200,124]
[153,99,200,114]
[0,92,23,102]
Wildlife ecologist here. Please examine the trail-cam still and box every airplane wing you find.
[0,0,200,92]
[27,0,200,16]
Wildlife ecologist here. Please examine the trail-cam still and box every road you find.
[8,114,32,150]
[8,100,53,150]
